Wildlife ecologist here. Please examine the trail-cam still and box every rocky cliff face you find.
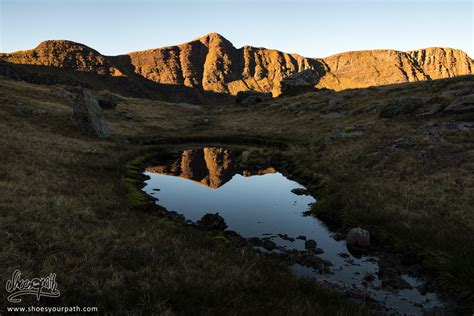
[317,47,474,91]
[317,49,429,90]
[408,47,473,80]
[127,33,323,96]
[1,33,472,102]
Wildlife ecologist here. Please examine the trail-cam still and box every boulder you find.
[197,212,228,230]
[280,69,320,95]
[72,88,110,139]
[346,227,370,251]
[235,91,272,106]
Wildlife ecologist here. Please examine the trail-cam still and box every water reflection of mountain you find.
[146,147,276,189]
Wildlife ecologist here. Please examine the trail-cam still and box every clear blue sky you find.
[1,0,473,58]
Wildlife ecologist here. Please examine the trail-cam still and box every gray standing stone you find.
[72,88,110,139]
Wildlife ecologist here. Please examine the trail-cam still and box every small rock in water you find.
[332,232,345,241]
[197,212,228,230]
[305,239,317,251]
[296,235,307,241]
[152,188,161,191]
[278,233,295,242]
[416,284,429,296]
[377,255,413,291]
[291,188,310,196]
[314,248,325,255]
[338,252,350,259]
[292,252,332,274]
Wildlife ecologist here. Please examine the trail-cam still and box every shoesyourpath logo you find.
[5,269,60,303]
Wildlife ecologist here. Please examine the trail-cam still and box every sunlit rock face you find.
[2,34,472,102]
[145,147,275,188]
[0,40,123,76]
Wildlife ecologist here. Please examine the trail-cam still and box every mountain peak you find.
[35,40,97,52]
[196,32,233,46]
[199,32,228,41]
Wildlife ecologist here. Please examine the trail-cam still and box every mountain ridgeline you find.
[1,33,472,104]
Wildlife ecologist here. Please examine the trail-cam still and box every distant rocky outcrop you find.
[318,48,473,91]
[281,69,321,95]
[2,40,122,76]
[408,48,473,80]
[235,91,272,106]
[1,34,472,103]
[72,88,110,139]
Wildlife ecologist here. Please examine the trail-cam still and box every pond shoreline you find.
[125,143,463,315]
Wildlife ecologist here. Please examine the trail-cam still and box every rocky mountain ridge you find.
[1,33,472,103]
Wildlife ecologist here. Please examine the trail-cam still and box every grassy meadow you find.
[1,75,473,314]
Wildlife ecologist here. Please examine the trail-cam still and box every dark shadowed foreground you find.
[1,75,473,314]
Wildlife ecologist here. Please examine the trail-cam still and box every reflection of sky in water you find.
[144,172,316,237]
[143,170,443,315]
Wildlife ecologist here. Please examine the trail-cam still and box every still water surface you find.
[142,147,443,315]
